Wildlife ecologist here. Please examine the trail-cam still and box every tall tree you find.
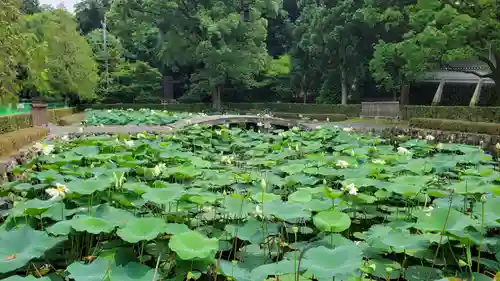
[108,0,279,109]
[0,0,24,103]
[21,10,99,101]
[20,0,41,14]
[370,0,500,103]
[75,0,111,34]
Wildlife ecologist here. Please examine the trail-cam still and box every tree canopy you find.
[1,0,499,105]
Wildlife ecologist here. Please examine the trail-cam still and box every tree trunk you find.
[400,84,410,105]
[212,86,222,110]
[163,76,174,102]
[340,67,348,105]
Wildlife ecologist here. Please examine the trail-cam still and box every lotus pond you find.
[1,125,500,281]
[83,109,208,126]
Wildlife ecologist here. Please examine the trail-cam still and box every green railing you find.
[0,102,68,116]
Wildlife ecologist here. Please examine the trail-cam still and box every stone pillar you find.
[431,80,446,105]
[31,102,49,127]
[469,79,484,107]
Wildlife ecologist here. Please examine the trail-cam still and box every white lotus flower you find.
[396,134,406,139]
[425,135,435,141]
[78,127,84,133]
[298,114,303,118]
[46,183,69,201]
[343,127,353,132]
[436,143,443,150]
[372,159,386,165]
[152,163,166,176]
[123,140,134,148]
[136,133,146,138]
[221,155,234,164]
[345,183,358,195]
[326,117,330,122]
[215,130,222,136]
[397,147,410,155]
[316,125,322,129]
[188,113,193,116]
[107,110,112,113]
[99,124,104,127]
[496,143,500,151]
[34,142,54,155]
[336,160,349,169]
[257,122,264,127]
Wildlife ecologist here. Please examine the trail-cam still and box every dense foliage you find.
[1,124,500,280]
[1,0,498,105]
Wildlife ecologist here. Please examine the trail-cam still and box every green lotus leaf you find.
[67,258,159,281]
[93,204,137,227]
[313,210,351,232]
[368,258,401,279]
[414,207,475,232]
[169,230,219,260]
[219,260,251,281]
[404,266,443,281]
[70,215,116,234]
[301,245,362,279]
[117,217,167,243]
[288,190,312,203]
[123,182,152,194]
[66,177,114,195]
[251,260,298,281]
[10,199,54,217]
[0,227,64,273]
[142,186,185,205]
[46,220,73,236]
[164,223,190,235]
[263,201,311,222]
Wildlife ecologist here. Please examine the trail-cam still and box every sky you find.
[39,0,79,12]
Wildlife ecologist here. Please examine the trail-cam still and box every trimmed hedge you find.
[269,112,347,121]
[410,118,500,135]
[0,114,32,134]
[0,107,75,134]
[402,106,500,122]
[224,103,361,117]
[0,127,49,157]
[86,103,362,117]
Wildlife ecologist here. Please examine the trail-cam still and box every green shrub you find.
[410,118,500,135]
[271,112,347,121]
[403,106,500,122]
[0,114,32,134]
[0,127,49,157]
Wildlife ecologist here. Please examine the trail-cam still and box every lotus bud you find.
[231,260,238,265]
[260,178,266,190]
[291,226,299,234]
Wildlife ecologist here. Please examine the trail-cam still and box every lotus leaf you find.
[0,227,64,273]
[169,230,219,260]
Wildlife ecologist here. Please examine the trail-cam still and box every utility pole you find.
[101,15,109,96]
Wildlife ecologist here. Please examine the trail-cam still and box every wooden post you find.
[30,101,49,127]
